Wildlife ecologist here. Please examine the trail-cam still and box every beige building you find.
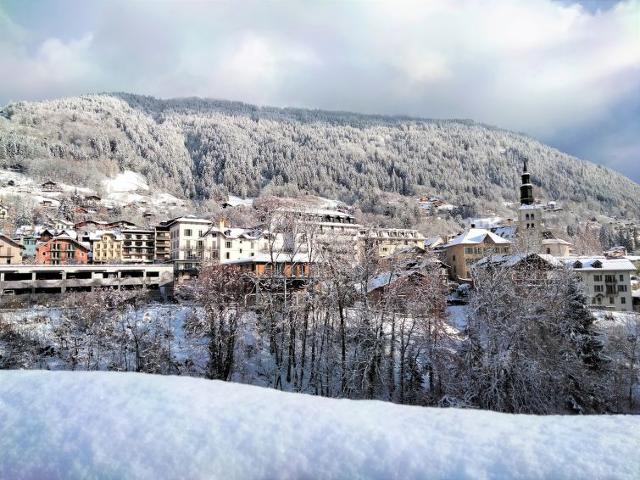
[358,227,426,258]
[566,257,635,312]
[541,238,573,257]
[441,228,512,280]
[91,232,124,264]
[0,234,23,264]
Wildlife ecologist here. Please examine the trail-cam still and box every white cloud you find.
[0,0,638,179]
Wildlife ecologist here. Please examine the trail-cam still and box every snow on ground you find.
[102,170,149,193]
[1,371,638,480]
[447,304,469,331]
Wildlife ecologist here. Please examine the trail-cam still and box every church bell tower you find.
[520,160,534,205]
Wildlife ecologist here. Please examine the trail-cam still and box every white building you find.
[566,257,636,312]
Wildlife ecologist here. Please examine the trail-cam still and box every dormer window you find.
[573,261,583,269]
[592,260,603,269]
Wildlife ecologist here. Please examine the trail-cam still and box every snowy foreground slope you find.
[1,372,639,480]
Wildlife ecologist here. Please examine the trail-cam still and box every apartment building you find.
[0,234,23,264]
[208,222,271,263]
[91,232,124,264]
[358,227,426,258]
[122,228,155,263]
[566,257,635,312]
[154,223,171,262]
[441,228,512,280]
[167,216,215,275]
[36,235,89,265]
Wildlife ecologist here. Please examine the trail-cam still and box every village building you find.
[122,228,155,263]
[203,219,271,263]
[90,232,124,264]
[154,223,171,263]
[541,237,573,256]
[359,227,426,258]
[440,228,512,281]
[40,180,60,192]
[566,257,635,312]
[36,235,90,265]
[225,252,312,279]
[167,216,215,274]
[515,161,572,256]
[0,234,24,264]
[17,235,37,258]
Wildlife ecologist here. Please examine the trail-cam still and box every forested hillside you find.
[1,93,638,217]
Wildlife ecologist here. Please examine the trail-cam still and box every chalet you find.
[82,195,102,208]
[0,234,24,264]
[36,235,90,265]
[41,180,60,192]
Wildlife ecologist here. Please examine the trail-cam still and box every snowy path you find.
[0,371,638,479]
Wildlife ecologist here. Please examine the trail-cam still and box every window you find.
[609,297,615,304]
[225,252,230,259]
[605,275,616,283]
[618,285,627,292]
[184,229,192,237]
[546,248,551,254]
[531,214,534,220]
[619,274,624,281]
[593,275,602,282]
[525,214,530,220]
[594,285,603,293]
[452,255,456,261]
[621,297,626,304]
[225,241,231,248]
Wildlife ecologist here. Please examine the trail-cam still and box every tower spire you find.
[520,160,534,205]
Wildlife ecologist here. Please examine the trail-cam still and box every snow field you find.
[0,370,638,479]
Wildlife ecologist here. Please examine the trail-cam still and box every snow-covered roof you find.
[562,257,637,272]
[475,253,563,269]
[224,195,254,207]
[424,236,445,248]
[165,216,213,226]
[541,238,572,246]
[223,252,312,264]
[518,204,543,210]
[443,228,512,248]
[490,225,517,240]
[280,207,354,219]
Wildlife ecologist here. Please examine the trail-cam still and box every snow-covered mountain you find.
[1,93,639,218]
[1,370,638,479]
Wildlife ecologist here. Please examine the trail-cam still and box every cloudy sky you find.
[1,0,638,181]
